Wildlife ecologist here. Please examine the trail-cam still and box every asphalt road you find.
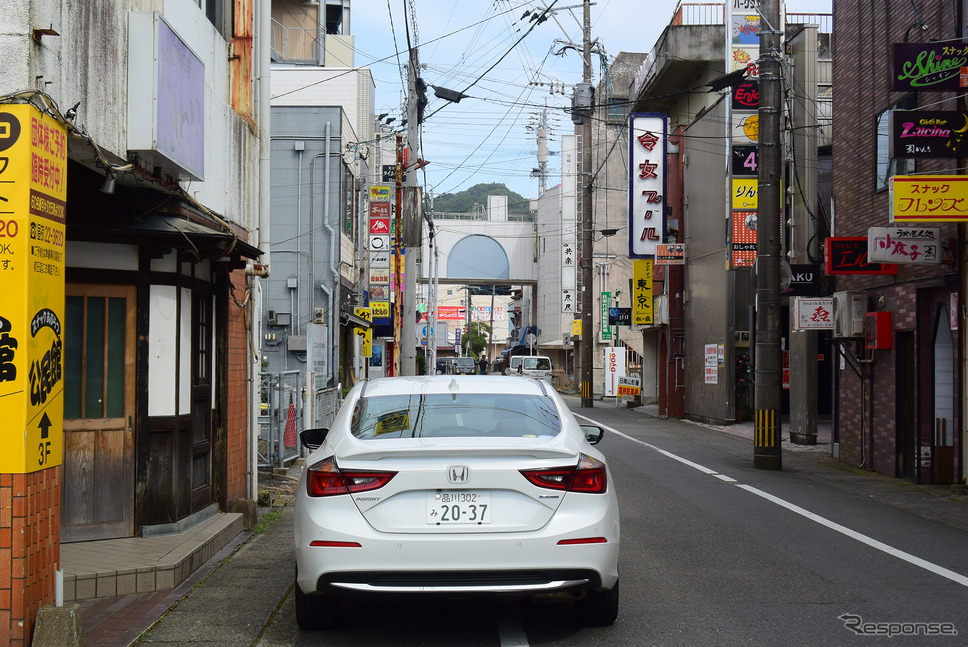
[136,403,968,646]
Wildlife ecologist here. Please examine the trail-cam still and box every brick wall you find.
[226,269,250,503]
[832,1,960,479]
[0,468,59,646]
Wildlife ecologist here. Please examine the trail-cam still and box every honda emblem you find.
[447,465,470,484]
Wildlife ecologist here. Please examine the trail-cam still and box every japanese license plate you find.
[426,491,491,525]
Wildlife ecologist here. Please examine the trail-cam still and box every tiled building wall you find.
[1,469,59,646]
[832,1,960,479]
[226,269,251,504]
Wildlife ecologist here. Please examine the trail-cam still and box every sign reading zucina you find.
[893,42,968,91]
[628,113,667,258]
[891,111,968,158]
[890,175,968,222]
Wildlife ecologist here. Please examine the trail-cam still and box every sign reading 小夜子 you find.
[868,226,941,264]
[893,42,968,92]
[0,104,68,473]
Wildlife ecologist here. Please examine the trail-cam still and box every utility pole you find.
[754,0,782,470]
[393,133,404,377]
[401,49,420,377]
[579,0,594,407]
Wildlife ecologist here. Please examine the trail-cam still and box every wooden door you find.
[62,284,136,542]
[190,292,212,512]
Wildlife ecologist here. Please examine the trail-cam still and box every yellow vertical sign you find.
[354,307,372,357]
[572,319,582,337]
[0,105,67,473]
[632,259,654,326]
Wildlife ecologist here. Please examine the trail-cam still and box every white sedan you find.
[293,375,620,630]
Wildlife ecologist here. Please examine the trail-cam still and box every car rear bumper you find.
[317,569,600,594]
[295,493,620,596]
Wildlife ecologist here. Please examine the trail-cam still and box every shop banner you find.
[0,104,68,472]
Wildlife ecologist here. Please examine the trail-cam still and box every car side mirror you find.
[580,424,605,445]
[299,427,329,451]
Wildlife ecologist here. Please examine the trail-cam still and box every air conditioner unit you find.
[832,291,865,338]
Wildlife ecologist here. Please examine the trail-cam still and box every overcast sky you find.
[349,0,833,201]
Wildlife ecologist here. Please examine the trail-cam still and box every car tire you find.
[295,583,340,630]
[576,579,619,626]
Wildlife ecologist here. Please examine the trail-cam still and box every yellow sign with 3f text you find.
[0,105,68,473]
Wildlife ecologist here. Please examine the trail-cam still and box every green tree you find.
[462,321,491,358]
[428,183,531,215]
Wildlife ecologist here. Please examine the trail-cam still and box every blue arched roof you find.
[446,234,510,279]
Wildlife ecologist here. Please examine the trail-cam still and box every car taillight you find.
[305,457,396,497]
[520,454,607,494]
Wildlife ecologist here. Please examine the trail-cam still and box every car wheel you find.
[576,579,619,626]
[295,583,340,630]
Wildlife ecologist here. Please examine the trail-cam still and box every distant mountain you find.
[429,183,531,215]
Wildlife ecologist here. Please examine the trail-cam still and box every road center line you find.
[576,413,968,589]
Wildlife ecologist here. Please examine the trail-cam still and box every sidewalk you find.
[71,472,299,647]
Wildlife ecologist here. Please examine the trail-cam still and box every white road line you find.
[576,413,968,589]
[736,484,968,588]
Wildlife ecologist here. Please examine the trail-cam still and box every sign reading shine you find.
[0,105,67,473]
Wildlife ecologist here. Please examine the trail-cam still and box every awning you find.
[71,210,261,264]
[67,160,262,266]
[341,309,371,328]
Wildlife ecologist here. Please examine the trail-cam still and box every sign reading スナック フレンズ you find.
[893,42,968,92]
[890,175,968,222]
[628,113,667,259]
[0,104,67,473]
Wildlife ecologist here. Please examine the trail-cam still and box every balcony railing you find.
[671,2,724,26]
[271,18,319,64]
[786,13,832,35]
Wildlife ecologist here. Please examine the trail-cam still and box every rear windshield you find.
[523,357,552,370]
[350,393,562,439]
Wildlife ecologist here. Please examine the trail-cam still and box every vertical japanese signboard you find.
[631,259,653,326]
[600,291,612,341]
[727,3,760,269]
[354,307,372,357]
[603,346,625,398]
[628,113,667,258]
[0,105,67,473]
[368,185,392,324]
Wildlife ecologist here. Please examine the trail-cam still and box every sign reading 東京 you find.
[628,113,667,258]
[0,104,68,473]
